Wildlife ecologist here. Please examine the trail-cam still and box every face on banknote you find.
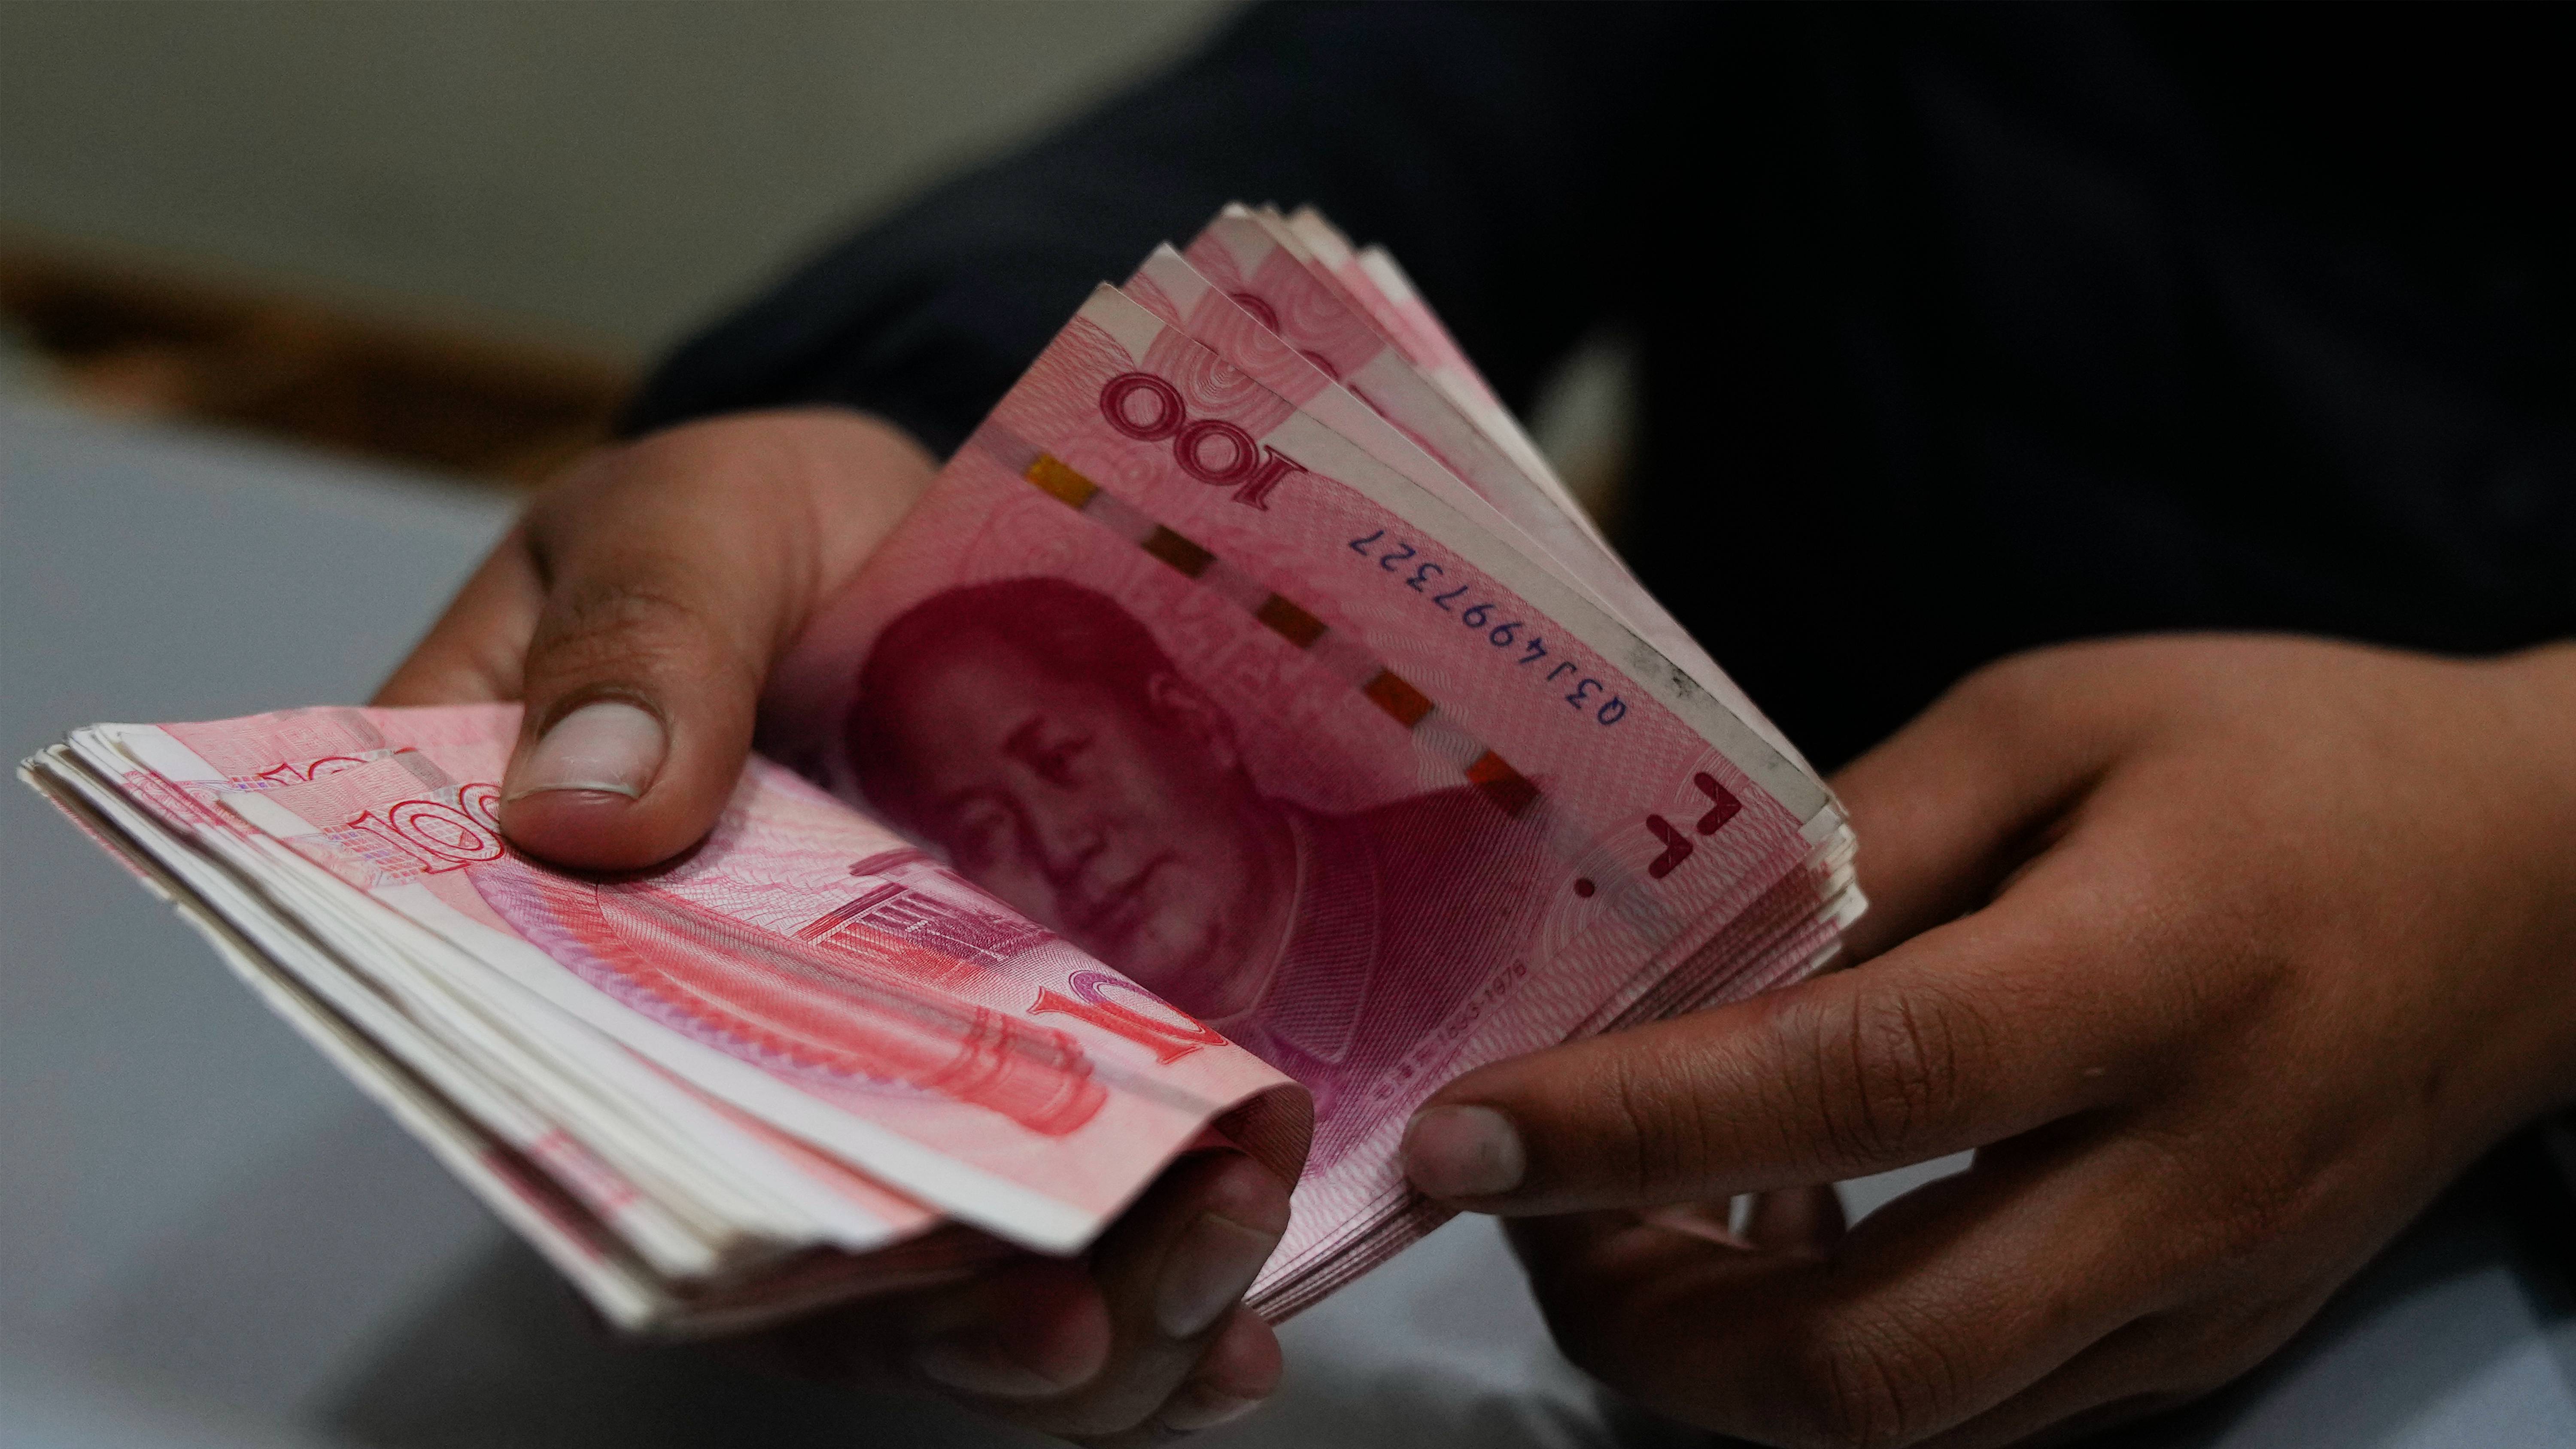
[760,283,1835,1270]
[24,203,1859,1331]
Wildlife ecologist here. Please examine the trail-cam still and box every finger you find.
[1833,653,2134,962]
[498,412,932,869]
[736,1253,1112,1397]
[1089,1306,1283,1446]
[993,1150,1291,1440]
[1510,1131,2194,1449]
[1160,1305,1284,1432]
[1404,862,2169,1214]
[1913,1297,2311,1449]
[1744,1184,1845,1254]
[1634,1202,1751,1249]
[373,532,545,705]
[1629,1186,1845,1255]
[1912,1331,2203,1449]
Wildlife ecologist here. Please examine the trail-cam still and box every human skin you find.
[384,407,2576,1445]
[1401,635,2576,1447]
[866,640,1297,1021]
[379,409,1287,1444]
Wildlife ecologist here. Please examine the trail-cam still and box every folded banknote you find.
[22,205,1863,1333]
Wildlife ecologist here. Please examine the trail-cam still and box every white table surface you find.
[6,396,2573,1448]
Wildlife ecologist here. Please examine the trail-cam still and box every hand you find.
[1401,635,2576,1448]
[377,407,935,870]
[730,1147,1290,1445]
[380,409,1291,1441]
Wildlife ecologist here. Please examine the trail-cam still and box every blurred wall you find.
[0,0,1236,359]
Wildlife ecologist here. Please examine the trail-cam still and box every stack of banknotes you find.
[21,205,1864,1334]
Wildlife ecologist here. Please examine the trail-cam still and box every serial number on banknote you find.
[1346,529,1628,726]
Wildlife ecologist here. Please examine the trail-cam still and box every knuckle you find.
[2105,1303,2312,1431]
[2207,1183,2300,1267]
[529,574,741,691]
[1592,1039,1718,1200]
[2125,1121,2344,1297]
[1806,988,1982,1171]
[2201,1154,2334,1268]
[1778,1309,1965,1449]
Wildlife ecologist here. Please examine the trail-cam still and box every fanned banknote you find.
[23,205,1862,1334]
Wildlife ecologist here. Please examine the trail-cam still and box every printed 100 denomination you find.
[759,284,1835,1267]
[104,704,1299,1254]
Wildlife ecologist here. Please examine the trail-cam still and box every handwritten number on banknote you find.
[1349,531,1630,726]
[1099,370,1303,509]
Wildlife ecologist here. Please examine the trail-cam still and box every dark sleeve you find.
[620,0,1690,455]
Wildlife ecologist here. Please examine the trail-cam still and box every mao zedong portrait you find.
[844,577,1547,1157]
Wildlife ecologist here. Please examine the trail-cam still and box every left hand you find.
[378,412,1291,1442]
[1401,635,2576,1448]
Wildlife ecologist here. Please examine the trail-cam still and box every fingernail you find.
[1158,1383,1263,1433]
[1156,1213,1277,1340]
[910,1333,1079,1400]
[509,700,665,800]
[1403,1105,1525,1199]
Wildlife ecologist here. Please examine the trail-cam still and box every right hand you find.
[377,408,1290,1442]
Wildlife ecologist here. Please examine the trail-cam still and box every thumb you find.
[1400,650,2150,1214]
[498,489,780,870]
[498,411,933,870]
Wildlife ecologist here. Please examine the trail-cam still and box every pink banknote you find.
[759,282,1840,1297]
[1126,243,1525,544]
[1277,206,1494,414]
[1183,207,1536,518]
[1186,208,1807,767]
[96,705,1306,1253]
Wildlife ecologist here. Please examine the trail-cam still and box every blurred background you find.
[0,0,1634,507]
[0,11,1641,1447]
[6,8,2572,1448]
[0,0,1241,485]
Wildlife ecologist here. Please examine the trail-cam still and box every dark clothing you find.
[629,2,2576,771]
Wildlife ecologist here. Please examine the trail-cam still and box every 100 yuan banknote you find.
[75,705,1306,1253]
[755,282,1852,1297]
